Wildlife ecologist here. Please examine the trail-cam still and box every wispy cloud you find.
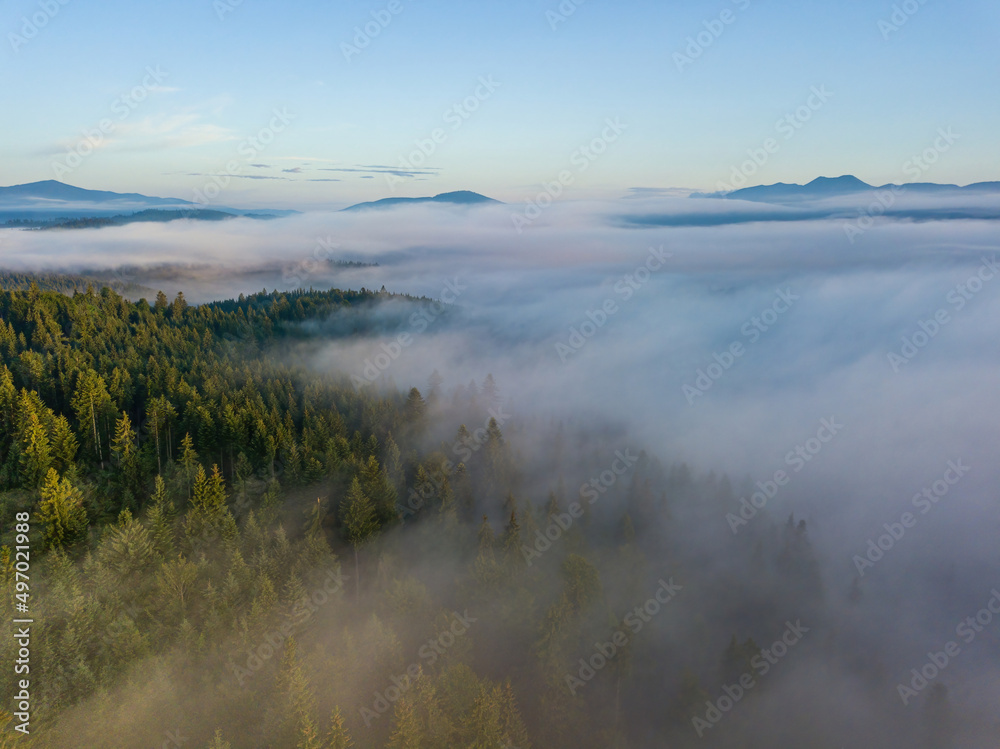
[182,172,289,181]
[318,165,442,178]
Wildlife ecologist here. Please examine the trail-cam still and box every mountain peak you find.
[342,191,502,212]
[804,175,872,189]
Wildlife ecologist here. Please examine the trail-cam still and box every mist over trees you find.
[0,278,988,748]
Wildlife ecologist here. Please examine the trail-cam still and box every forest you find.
[0,280,958,748]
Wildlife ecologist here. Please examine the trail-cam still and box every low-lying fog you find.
[4,193,999,743]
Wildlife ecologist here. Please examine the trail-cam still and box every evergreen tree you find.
[185,464,236,548]
[179,432,199,500]
[405,387,426,423]
[36,469,88,550]
[342,477,378,600]
[71,369,112,468]
[324,707,353,749]
[278,638,321,748]
[19,405,52,487]
[387,697,423,749]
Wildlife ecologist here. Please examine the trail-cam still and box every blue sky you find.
[2,0,998,208]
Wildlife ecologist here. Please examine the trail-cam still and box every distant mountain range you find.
[0,180,297,223]
[693,175,1000,203]
[10,209,285,231]
[342,191,502,211]
[0,181,501,224]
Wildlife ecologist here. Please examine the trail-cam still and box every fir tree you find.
[36,469,88,550]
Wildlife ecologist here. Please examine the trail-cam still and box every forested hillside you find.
[0,283,954,748]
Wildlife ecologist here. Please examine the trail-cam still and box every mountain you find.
[342,190,502,212]
[0,180,193,206]
[699,175,1000,204]
[0,180,296,221]
[25,208,261,231]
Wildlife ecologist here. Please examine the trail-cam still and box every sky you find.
[2,0,999,209]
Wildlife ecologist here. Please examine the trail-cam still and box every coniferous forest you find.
[0,279,971,748]
[6,1,1000,744]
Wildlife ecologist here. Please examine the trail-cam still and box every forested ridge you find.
[0,282,952,748]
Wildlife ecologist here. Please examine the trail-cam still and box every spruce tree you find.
[342,477,378,600]
[36,469,88,550]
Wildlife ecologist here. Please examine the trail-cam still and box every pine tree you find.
[146,396,177,475]
[147,475,175,555]
[437,476,458,531]
[170,291,188,319]
[323,707,354,749]
[19,406,52,488]
[384,431,402,487]
[278,638,320,748]
[155,554,200,618]
[112,412,140,509]
[185,464,236,548]
[104,509,156,577]
[474,516,501,589]
[503,509,523,570]
[483,418,508,500]
[49,415,78,475]
[359,455,397,524]
[386,697,423,749]
[71,369,112,468]
[342,477,378,600]
[179,432,199,499]
[36,469,88,550]
[405,387,426,423]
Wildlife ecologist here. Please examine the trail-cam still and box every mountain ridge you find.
[692,175,1000,203]
[342,190,502,212]
[0,180,296,221]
